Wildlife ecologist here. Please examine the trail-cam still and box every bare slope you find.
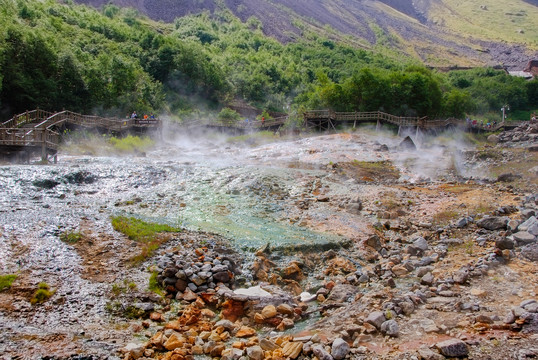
[74,0,538,68]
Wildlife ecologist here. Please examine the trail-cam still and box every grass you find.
[61,132,155,155]
[111,216,180,265]
[431,0,538,47]
[31,282,54,304]
[0,274,17,291]
[59,230,82,244]
[109,135,155,153]
[432,209,460,225]
[111,279,138,297]
[341,160,400,182]
[148,271,165,297]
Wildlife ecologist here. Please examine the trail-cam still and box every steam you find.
[370,125,486,182]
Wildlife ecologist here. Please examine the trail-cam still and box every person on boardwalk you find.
[144,114,148,120]
[261,116,265,126]
[131,111,137,119]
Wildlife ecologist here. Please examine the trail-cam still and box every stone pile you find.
[496,120,538,144]
[121,294,353,360]
[155,245,242,299]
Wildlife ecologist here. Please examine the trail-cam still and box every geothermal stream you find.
[0,128,480,357]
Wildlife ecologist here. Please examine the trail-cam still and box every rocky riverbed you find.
[0,123,537,359]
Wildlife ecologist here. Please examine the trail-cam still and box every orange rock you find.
[149,331,165,349]
[193,297,206,309]
[324,257,356,275]
[201,308,215,318]
[282,341,303,359]
[200,292,218,305]
[325,281,335,291]
[164,333,186,351]
[254,313,265,323]
[232,341,245,349]
[150,312,163,322]
[262,305,278,319]
[281,262,304,281]
[221,299,245,322]
[265,317,282,327]
[236,326,257,338]
[282,279,303,296]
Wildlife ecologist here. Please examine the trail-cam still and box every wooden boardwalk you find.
[0,109,161,162]
[303,110,526,133]
[186,115,288,133]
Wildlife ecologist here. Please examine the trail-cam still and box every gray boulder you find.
[331,338,350,360]
[435,338,468,357]
[476,216,509,230]
[366,311,386,329]
[380,319,399,337]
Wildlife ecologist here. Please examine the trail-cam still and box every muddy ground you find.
[0,124,537,360]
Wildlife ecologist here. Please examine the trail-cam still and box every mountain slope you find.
[75,0,538,68]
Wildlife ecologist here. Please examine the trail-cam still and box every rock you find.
[380,319,399,337]
[497,173,521,182]
[164,333,186,350]
[487,134,500,143]
[261,305,278,319]
[121,343,145,359]
[213,271,231,283]
[331,338,350,360]
[234,285,272,298]
[518,216,538,232]
[435,338,468,357]
[419,318,439,333]
[209,344,226,357]
[215,319,236,331]
[259,338,280,351]
[453,270,469,284]
[183,288,198,301]
[300,291,317,302]
[236,326,257,338]
[282,341,303,359]
[326,284,359,302]
[455,217,470,228]
[281,262,304,280]
[400,136,416,150]
[418,347,445,360]
[470,288,487,297]
[421,272,435,286]
[175,278,188,292]
[221,348,244,360]
[391,264,409,277]
[246,345,264,360]
[513,231,536,245]
[521,243,538,262]
[366,311,386,329]
[277,303,294,315]
[495,237,515,250]
[476,216,508,230]
[312,344,334,360]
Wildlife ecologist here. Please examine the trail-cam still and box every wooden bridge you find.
[0,109,161,163]
[186,115,288,134]
[303,110,526,133]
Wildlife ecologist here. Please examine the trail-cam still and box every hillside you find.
[75,0,538,69]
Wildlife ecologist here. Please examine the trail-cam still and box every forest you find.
[0,0,536,123]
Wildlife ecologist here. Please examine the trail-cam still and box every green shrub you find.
[0,274,17,291]
[31,283,54,304]
[217,107,241,124]
[59,230,82,244]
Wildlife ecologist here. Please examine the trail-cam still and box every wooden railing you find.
[0,109,161,160]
